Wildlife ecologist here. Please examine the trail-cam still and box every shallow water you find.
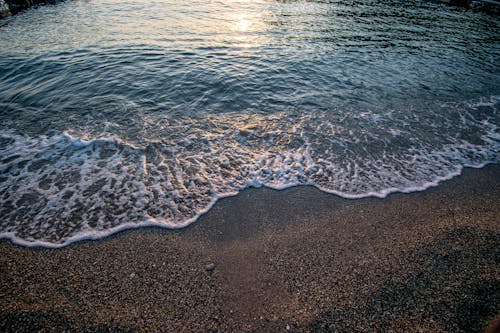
[0,0,499,246]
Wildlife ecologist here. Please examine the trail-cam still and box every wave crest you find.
[0,97,499,246]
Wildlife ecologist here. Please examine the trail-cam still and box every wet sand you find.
[0,165,499,332]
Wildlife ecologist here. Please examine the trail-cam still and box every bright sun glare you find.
[234,14,252,32]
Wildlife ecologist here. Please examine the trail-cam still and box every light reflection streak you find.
[103,0,269,51]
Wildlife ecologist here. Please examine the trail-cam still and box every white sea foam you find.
[0,97,498,247]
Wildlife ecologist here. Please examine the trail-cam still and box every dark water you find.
[0,0,499,246]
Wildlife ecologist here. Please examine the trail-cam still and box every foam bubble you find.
[0,97,498,246]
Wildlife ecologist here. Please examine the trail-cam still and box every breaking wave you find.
[0,96,498,246]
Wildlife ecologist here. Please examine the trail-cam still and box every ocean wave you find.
[0,96,499,247]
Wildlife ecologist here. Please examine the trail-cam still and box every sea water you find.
[0,0,498,246]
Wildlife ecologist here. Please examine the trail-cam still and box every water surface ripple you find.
[0,0,499,246]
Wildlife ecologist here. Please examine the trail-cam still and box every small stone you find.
[286,324,291,331]
[205,263,215,271]
[129,273,136,279]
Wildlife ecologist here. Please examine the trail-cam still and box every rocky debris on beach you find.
[0,0,9,17]
[0,0,65,18]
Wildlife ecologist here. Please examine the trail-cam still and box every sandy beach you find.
[1,0,499,332]
[0,164,499,332]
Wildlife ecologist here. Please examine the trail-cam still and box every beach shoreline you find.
[1,164,499,332]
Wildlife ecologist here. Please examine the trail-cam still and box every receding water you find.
[0,0,499,246]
